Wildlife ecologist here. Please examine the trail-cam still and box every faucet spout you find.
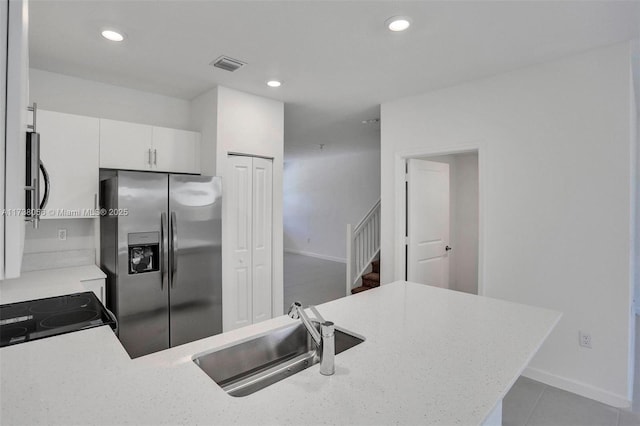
[288,302,321,345]
[288,301,335,376]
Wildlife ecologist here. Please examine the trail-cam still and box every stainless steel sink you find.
[193,322,364,397]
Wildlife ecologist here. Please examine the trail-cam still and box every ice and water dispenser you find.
[128,232,160,274]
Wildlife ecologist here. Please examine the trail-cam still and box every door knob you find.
[445,246,452,251]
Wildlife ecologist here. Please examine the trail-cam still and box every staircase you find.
[346,199,380,295]
[350,259,380,294]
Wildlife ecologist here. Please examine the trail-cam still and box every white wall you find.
[381,42,635,407]
[30,69,193,129]
[189,87,218,176]
[23,219,94,254]
[283,149,380,262]
[213,86,285,330]
[452,153,479,295]
[426,153,479,294]
[22,219,96,271]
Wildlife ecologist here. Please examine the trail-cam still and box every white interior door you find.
[226,155,253,329]
[251,158,273,323]
[407,158,450,288]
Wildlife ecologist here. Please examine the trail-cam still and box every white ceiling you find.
[29,1,640,158]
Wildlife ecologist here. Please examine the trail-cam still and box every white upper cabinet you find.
[100,118,200,174]
[152,126,200,174]
[39,110,100,218]
[99,119,153,171]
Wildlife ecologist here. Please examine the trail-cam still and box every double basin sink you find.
[193,321,364,397]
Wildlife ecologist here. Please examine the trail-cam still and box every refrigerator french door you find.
[100,171,222,358]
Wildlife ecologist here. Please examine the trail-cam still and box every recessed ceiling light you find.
[267,80,282,88]
[385,16,411,32]
[101,29,125,42]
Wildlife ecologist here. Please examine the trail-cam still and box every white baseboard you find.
[522,366,631,408]
[284,248,346,264]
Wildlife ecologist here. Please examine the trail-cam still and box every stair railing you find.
[346,199,381,295]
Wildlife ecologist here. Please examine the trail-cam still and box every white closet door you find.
[226,155,253,329]
[251,158,273,323]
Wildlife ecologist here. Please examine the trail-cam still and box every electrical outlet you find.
[57,229,67,241]
[579,331,592,348]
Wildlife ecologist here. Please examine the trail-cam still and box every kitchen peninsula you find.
[0,280,560,425]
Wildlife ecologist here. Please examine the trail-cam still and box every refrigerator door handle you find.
[170,211,178,288]
[161,212,168,291]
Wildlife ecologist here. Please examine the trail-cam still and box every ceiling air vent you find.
[210,56,246,72]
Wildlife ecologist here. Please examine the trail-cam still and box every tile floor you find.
[503,376,640,426]
[284,253,640,425]
[283,252,346,313]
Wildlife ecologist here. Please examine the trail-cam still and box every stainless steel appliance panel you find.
[100,176,118,314]
[168,175,222,346]
[116,171,170,358]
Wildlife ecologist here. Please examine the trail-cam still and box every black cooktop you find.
[0,292,116,348]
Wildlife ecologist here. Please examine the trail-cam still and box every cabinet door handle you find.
[148,149,152,165]
[94,193,97,210]
[153,149,157,166]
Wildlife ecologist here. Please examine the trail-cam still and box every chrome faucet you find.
[288,302,335,376]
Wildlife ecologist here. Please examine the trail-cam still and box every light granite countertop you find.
[0,280,560,425]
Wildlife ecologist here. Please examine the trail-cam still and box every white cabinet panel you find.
[99,119,152,170]
[152,127,200,174]
[39,110,99,218]
[1,0,8,280]
[81,278,105,305]
[2,0,29,279]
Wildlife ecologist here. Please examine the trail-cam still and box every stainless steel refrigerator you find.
[100,170,222,358]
